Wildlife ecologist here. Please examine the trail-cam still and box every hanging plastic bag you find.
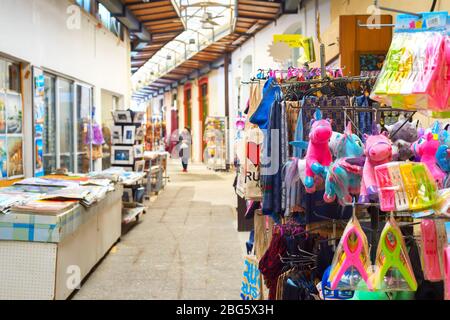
[240,255,264,300]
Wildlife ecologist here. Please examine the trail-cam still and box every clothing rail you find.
[279,75,378,87]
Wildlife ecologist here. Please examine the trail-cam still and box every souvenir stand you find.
[0,176,123,300]
[239,10,450,301]
[143,150,169,198]
[111,110,147,225]
[204,116,228,171]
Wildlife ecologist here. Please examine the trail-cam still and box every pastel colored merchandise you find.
[374,217,417,292]
[304,109,333,193]
[324,123,364,205]
[329,216,373,291]
[399,163,437,210]
[418,131,446,187]
[444,246,450,300]
[359,125,393,203]
[374,164,396,212]
[420,220,443,281]
[388,163,409,211]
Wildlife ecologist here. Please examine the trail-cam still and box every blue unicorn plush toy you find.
[324,123,365,205]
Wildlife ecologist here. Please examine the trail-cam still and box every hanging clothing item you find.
[286,101,300,157]
[281,272,321,300]
[237,82,264,200]
[261,95,288,217]
[301,96,350,141]
[250,78,279,130]
[355,95,373,140]
[259,230,287,300]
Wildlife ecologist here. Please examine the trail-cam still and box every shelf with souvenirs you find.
[203,116,227,171]
[145,118,166,152]
[0,173,123,300]
[111,110,147,225]
[238,11,450,302]
[0,58,25,181]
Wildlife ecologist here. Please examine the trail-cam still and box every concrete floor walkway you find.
[73,162,247,300]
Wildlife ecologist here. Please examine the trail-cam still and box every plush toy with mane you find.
[418,132,446,188]
[324,123,365,205]
[437,129,450,174]
[359,124,393,203]
[303,110,333,193]
[384,117,419,161]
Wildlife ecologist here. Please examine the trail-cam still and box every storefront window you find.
[98,3,122,38]
[0,57,24,180]
[43,75,57,175]
[76,84,93,174]
[76,0,91,13]
[58,78,75,173]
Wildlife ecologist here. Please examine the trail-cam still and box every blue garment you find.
[261,93,286,218]
[356,95,372,141]
[292,103,305,158]
[299,185,352,224]
[250,78,280,130]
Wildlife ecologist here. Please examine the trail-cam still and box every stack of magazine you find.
[0,194,35,215]
[40,186,111,208]
[11,200,79,215]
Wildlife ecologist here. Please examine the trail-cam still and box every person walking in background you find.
[179,127,192,173]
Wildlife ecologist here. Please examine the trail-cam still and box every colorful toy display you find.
[329,216,373,291]
[420,220,443,282]
[418,132,446,187]
[374,217,417,292]
[359,126,393,203]
[371,12,450,113]
[324,123,364,205]
[304,110,333,192]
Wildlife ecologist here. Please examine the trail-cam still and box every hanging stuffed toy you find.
[418,127,446,188]
[324,123,364,205]
[303,109,333,193]
[384,116,419,161]
[359,123,393,203]
[437,129,450,174]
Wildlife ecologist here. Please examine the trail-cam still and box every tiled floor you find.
[73,162,247,300]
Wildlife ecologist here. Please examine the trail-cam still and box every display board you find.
[0,58,24,180]
[33,67,45,177]
[203,116,227,171]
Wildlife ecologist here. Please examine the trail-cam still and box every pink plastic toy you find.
[330,225,374,291]
[421,220,443,282]
[359,126,393,203]
[444,246,450,300]
[418,132,446,188]
[374,164,396,212]
[304,110,333,193]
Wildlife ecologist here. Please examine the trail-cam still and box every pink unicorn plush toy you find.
[359,125,393,203]
[304,110,333,193]
[418,132,446,188]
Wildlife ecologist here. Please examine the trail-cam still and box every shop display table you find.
[144,151,169,196]
[0,186,123,300]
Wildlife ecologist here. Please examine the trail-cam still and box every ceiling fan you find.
[200,11,223,26]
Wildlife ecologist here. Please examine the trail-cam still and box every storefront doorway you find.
[41,73,94,175]
[199,78,208,160]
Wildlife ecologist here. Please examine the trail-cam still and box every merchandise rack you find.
[111,110,147,226]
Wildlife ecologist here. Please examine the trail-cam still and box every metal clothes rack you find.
[278,75,418,260]
[358,0,427,29]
